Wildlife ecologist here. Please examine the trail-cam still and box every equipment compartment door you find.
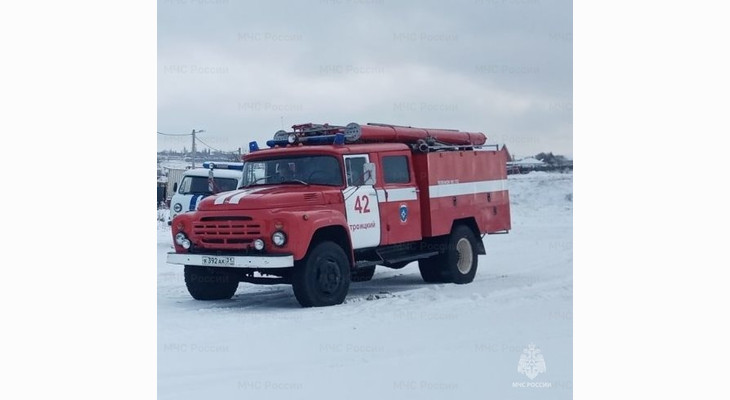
[343,154,381,249]
[376,151,422,245]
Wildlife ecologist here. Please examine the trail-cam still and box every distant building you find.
[506,156,572,174]
[509,157,545,168]
[507,157,545,174]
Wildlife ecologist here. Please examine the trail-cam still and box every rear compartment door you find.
[375,151,422,244]
[343,154,381,249]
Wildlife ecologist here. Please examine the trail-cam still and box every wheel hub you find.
[456,238,473,274]
[316,259,341,294]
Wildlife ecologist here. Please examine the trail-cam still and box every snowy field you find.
[157,171,573,399]
[158,159,192,170]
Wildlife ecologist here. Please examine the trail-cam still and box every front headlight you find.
[175,232,191,249]
[253,239,265,251]
[272,231,287,247]
[173,203,182,213]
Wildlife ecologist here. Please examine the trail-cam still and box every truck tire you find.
[351,266,375,282]
[292,241,351,307]
[445,225,479,284]
[418,225,479,284]
[418,257,449,283]
[184,266,238,300]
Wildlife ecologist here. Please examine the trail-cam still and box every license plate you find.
[201,256,235,267]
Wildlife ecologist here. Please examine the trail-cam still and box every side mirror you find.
[173,182,178,193]
[363,163,376,185]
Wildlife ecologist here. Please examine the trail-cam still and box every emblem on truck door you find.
[399,204,408,222]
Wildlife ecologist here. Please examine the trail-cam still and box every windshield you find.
[242,155,343,187]
[178,176,238,195]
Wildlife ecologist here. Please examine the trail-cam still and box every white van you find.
[169,162,244,223]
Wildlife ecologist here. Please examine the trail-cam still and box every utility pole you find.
[191,129,205,168]
[191,129,196,169]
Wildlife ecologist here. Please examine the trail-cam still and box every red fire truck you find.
[167,123,511,307]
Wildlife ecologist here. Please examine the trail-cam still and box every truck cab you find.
[168,162,244,223]
[167,123,510,307]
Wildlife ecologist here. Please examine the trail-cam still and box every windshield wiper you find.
[244,176,273,188]
[244,176,310,188]
[279,179,309,186]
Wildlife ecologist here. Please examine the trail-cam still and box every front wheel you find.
[292,241,351,307]
[184,266,238,300]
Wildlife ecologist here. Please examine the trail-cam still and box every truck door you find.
[376,151,422,244]
[343,154,381,249]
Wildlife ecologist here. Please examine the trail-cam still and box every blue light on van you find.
[202,161,244,170]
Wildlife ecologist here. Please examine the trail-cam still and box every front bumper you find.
[166,252,294,269]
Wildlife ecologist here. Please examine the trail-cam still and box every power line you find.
[158,129,238,158]
[195,136,236,154]
[157,131,192,137]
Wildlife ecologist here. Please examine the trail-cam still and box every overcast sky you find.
[158,0,572,158]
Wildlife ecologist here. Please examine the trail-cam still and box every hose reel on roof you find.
[343,122,362,143]
[265,122,487,150]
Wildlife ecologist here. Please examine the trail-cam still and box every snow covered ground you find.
[157,171,573,399]
[158,159,192,170]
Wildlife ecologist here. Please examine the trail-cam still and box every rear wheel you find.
[418,257,448,283]
[292,241,351,307]
[448,226,479,284]
[184,266,238,300]
[418,225,479,284]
